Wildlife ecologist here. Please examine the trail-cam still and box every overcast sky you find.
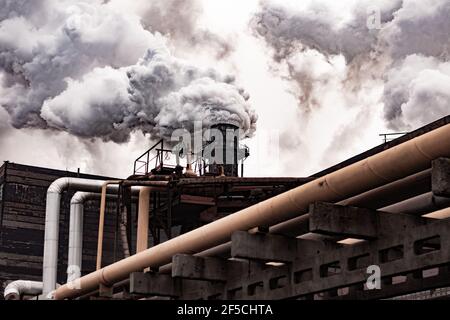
[0,0,449,178]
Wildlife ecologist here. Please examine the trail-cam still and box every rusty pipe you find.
[96,181,122,270]
[54,123,450,299]
[126,180,170,253]
[137,187,151,253]
[97,181,169,269]
[121,180,172,187]
[68,191,140,283]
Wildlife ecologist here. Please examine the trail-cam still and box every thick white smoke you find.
[135,0,234,59]
[253,0,402,63]
[383,55,450,130]
[381,0,450,60]
[0,0,256,144]
[251,0,398,126]
[40,48,256,142]
[253,0,450,133]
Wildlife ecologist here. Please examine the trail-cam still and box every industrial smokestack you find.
[202,121,249,177]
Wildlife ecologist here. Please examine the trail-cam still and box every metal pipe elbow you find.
[71,192,95,205]
[47,177,71,194]
[4,281,43,300]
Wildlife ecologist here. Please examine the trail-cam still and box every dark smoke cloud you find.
[0,0,256,144]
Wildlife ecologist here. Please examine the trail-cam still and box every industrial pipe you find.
[137,187,151,253]
[42,178,134,297]
[381,192,450,216]
[96,181,122,270]
[68,192,89,283]
[162,169,436,270]
[4,281,43,300]
[68,190,143,283]
[264,168,433,238]
[72,200,450,299]
[68,192,120,283]
[54,123,450,299]
[90,172,449,290]
[96,181,169,270]
[121,179,173,187]
[339,169,431,209]
[178,181,444,263]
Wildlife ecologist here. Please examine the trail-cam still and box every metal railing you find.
[379,132,409,144]
[134,140,250,177]
[134,140,176,175]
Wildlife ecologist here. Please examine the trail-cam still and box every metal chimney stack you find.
[203,122,245,177]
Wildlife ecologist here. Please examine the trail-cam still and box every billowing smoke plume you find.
[0,0,256,144]
[383,55,450,130]
[252,0,450,132]
[40,49,257,142]
[137,0,234,59]
[252,0,402,63]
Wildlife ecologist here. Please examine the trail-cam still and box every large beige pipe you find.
[164,168,436,267]
[267,168,432,237]
[55,123,450,299]
[137,187,151,253]
[159,169,436,272]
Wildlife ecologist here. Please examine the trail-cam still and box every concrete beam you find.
[172,254,242,282]
[98,284,114,299]
[432,158,450,197]
[309,202,378,239]
[231,231,328,262]
[177,216,450,300]
[129,272,180,297]
[309,202,427,239]
[335,268,450,300]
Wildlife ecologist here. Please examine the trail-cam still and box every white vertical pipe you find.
[67,189,141,284]
[42,192,62,297]
[67,193,90,283]
[42,178,115,297]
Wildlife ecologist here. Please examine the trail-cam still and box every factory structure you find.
[1,116,450,300]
